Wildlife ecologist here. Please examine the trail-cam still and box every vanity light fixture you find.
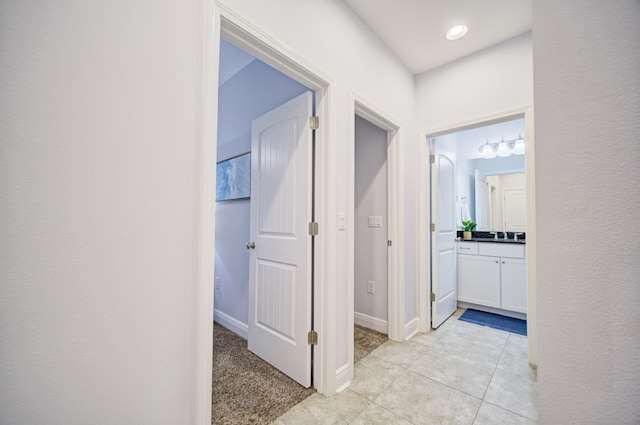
[446,24,468,41]
[478,135,525,159]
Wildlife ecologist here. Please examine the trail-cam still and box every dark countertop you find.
[458,237,526,245]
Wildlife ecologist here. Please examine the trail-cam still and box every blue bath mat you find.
[459,309,527,335]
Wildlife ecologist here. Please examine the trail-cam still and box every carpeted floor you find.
[212,323,387,424]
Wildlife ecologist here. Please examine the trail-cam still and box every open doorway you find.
[346,98,403,386]
[420,108,537,365]
[212,37,318,422]
[352,115,390,360]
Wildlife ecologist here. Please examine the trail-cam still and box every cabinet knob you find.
[495,260,499,263]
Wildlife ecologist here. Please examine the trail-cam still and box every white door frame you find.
[343,93,403,389]
[195,2,337,422]
[349,93,403,340]
[417,106,537,364]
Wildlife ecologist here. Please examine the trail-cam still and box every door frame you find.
[349,93,404,342]
[344,93,403,389]
[195,2,337,422]
[417,106,537,364]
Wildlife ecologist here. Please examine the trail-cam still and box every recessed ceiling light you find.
[446,24,468,41]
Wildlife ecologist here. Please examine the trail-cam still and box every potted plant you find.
[462,220,477,240]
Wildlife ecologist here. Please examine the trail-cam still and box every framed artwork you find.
[216,152,251,201]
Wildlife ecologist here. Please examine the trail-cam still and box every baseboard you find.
[404,317,420,341]
[354,312,388,334]
[457,302,527,321]
[214,309,248,339]
[335,362,352,393]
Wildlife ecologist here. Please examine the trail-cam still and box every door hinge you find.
[430,223,435,232]
[308,222,319,236]
[307,330,318,345]
[430,293,436,302]
[309,116,319,130]
[429,154,435,164]
[387,240,392,247]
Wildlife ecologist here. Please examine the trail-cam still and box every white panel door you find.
[430,139,457,329]
[503,189,526,232]
[248,91,313,387]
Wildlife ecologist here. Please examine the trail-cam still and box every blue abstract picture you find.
[216,153,251,201]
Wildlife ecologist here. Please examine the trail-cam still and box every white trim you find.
[214,310,248,339]
[404,317,420,340]
[349,92,404,344]
[202,1,338,399]
[417,106,536,363]
[335,363,351,393]
[354,312,388,334]
[194,2,218,423]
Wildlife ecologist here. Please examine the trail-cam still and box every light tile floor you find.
[273,310,537,425]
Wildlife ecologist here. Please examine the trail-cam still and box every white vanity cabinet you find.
[457,241,527,314]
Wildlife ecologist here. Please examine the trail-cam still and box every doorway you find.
[197,10,336,415]
[353,115,389,334]
[419,108,537,365]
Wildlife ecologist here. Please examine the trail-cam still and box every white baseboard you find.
[214,309,248,339]
[404,317,420,341]
[335,363,352,393]
[354,312,388,334]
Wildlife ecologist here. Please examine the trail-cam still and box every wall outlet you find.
[367,280,375,294]
[215,276,220,290]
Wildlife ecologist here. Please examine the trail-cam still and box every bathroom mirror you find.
[457,157,526,232]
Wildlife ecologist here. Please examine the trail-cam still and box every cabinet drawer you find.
[478,243,525,258]
[456,242,478,255]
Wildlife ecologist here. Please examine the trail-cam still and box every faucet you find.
[514,232,524,241]
[503,230,509,240]
[489,232,497,240]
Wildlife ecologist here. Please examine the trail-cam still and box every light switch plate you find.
[337,212,346,230]
[367,280,375,294]
[368,216,382,227]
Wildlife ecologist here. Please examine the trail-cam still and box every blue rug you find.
[458,309,527,336]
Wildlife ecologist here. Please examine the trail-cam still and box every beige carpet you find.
[212,323,387,424]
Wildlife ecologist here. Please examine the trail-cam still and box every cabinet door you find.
[457,255,501,308]
[501,258,527,313]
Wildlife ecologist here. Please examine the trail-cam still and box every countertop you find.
[458,237,526,245]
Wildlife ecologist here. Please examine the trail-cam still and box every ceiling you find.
[343,0,532,75]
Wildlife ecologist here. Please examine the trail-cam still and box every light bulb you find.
[497,139,510,157]
[513,135,525,155]
[446,25,468,41]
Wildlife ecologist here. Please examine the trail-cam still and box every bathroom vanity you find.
[457,239,526,316]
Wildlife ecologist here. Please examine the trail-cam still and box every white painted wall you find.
[416,32,533,128]
[215,55,307,331]
[533,0,640,423]
[354,116,388,327]
[0,1,201,423]
[215,0,417,373]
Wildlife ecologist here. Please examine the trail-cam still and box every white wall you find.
[215,0,417,373]
[0,1,201,423]
[533,0,640,423]
[354,116,388,328]
[416,32,533,129]
[215,55,307,331]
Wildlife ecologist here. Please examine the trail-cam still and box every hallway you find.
[273,310,537,424]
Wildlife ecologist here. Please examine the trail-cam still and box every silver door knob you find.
[246,242,256,249]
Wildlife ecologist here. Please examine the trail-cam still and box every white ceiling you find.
[343,0,532,75]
